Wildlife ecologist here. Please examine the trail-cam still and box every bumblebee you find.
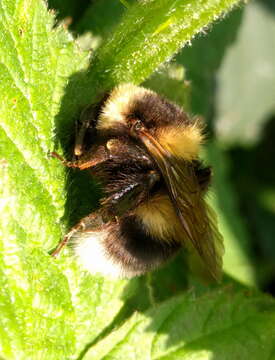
[51,84,224,280]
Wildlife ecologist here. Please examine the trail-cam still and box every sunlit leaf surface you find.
[1,0,270,359]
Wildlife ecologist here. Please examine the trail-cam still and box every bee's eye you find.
[134,120,143,132]
[129,119,146,138]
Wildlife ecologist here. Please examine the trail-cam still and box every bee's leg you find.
[48,105,98,168]
[74,92,110,156]
[48,105,99,169]
[74,104,97,156]
[50,225,80,257]
[103,170,160,217]
[49,149,109,170]
[50,212,107,257]
[49,151,82,168]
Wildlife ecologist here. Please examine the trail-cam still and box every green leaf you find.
[0,0,89,248]
[85,289,275,360]
[0,165,74,358]
[74,0,129,38]
[0,0,128,358]
[67,0,244,107]
[215,1,275,146]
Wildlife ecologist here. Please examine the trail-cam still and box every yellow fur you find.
[135,193,184,243]
[157,122,204,161]
[98,84,152,130]
[98,83,204,161]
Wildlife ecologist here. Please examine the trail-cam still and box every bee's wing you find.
[138,130,224,281]
[164,159,224,280]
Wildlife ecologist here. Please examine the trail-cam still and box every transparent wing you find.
[161,157,224,280]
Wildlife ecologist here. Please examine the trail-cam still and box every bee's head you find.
[97,84,204,161]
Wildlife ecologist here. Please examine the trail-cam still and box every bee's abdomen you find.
[73,213,180,278]
[104,215,181,276]
[135,193,183,242]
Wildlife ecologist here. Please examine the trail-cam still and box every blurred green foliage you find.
[1,0,275,359]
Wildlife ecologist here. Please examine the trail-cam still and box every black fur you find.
[130,93,192,132]
[71,87,212,276]
[103,215,181,276]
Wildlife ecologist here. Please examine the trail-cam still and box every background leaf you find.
[85,289,275,360]
[215,0,275,146]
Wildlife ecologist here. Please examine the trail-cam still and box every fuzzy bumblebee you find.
[51,84,224,280]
